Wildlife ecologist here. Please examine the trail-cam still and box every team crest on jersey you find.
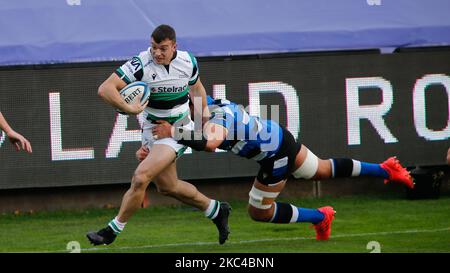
[125,56,142,74]
[130,57,142,71]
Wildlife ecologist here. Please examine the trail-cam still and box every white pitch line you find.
[18,227,448,253]
[74,227,449,253]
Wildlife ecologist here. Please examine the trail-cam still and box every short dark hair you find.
[151,24,176,43]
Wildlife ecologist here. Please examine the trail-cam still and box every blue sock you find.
[296,208,324,224]
[360,162,389,178]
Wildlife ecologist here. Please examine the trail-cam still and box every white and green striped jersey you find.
[115,48,199,122]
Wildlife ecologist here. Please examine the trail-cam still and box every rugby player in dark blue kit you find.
[147,96,414,240]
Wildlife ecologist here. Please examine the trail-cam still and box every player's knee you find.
[247,205,273,222]
[131,170,152,192]
[248,184,279,222]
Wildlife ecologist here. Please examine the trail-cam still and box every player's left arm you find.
[189,78,210,125]
[187,53,208,121]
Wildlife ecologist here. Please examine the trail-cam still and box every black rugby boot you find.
[212,202,232,245]
[86,226,117,246]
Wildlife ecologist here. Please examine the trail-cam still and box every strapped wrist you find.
[174,127,208,151]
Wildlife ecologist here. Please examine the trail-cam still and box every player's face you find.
[151,38,176,65]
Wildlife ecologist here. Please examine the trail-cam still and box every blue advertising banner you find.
[1,0,450,65]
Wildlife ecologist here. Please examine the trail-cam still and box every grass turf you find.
[0,194,449,253]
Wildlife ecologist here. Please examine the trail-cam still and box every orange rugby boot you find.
[380,157,414,189]
[313,206,336,240]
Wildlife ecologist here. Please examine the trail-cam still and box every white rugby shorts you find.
[141,118,194,158]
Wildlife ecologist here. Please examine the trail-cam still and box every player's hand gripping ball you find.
[117,81,150,114]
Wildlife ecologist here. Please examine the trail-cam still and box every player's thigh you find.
[153,161,179,192]
[292,144,331,179]
[248,178,286,220]
[134,144,177,182]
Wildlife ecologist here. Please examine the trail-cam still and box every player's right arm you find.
[98,73,147,115]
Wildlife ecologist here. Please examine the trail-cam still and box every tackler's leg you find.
[247,178,336,240]
[292,145,414,189]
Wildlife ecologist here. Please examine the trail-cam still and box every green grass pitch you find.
[0,194,449,253]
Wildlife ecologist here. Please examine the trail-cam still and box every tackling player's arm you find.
[98,73,147,115]
[202,122,227,151]
[151,120,227,152]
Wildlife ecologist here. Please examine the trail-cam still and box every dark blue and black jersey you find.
[208,99,283,161]
[207,99,302,185]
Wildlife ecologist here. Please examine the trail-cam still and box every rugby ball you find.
[117,81,150,114]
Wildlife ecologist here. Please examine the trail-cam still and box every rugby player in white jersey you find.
[87,25,230,246]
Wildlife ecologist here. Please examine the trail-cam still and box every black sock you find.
[270,202,293,223]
